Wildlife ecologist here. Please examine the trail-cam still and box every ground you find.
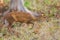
[0,0,60,40]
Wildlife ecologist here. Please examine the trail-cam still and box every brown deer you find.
[1,0,42,34]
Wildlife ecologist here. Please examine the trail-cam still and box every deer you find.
[1,0,42,34]
[2,0,41,25]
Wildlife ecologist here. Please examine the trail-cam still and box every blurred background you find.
[0,0,60,40]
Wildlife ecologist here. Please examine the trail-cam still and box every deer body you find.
[2,0,41,27]
[3,11,38,27]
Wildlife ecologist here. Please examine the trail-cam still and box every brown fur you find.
[3,11,38,27]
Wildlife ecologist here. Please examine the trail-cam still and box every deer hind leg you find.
[1,17,13,33]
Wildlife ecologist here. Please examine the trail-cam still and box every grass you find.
[0,0,60,40]
[0,19,60,40]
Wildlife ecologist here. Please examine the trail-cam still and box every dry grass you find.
[0,18,60,40]
[0,0,60,40]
